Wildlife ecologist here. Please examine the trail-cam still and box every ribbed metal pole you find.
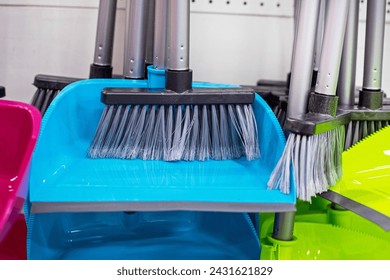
[153,0,168,69]
[93,0,117,67]
[338,0,359,106]
[362,0,386,91]
[314,0,350,96]
[287,0,320,119]
[123,0,148,79]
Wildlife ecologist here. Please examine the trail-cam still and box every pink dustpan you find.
[0,100,41,242]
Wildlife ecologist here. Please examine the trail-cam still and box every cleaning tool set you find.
[30,0,117,114]
[89,0,260,162]
[269,0,350,201]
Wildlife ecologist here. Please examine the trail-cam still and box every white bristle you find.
[268,126,345,201]
[89,102,261,162]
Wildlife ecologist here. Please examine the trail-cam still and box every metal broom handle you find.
[145,0,156,67]
[314,0,349,97]
[93,0,117,67]
[124,0,148,79]
[167,0,190,71]
[287,0,320,119]
[362,0,386,91]
[337,0,359,107]
[153,0,168,69]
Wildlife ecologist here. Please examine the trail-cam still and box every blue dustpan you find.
[27,210,259,260]
[28,79,295,212]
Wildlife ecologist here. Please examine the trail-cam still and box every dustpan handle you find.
[287,0,321,118]
[153,0,168,70]
[337,0,359,107]
[314,0,349,97]
[166,0,192,93]
[362,0,386,91]
[145,0,156,67]
[90,0,117,78]
[123,0,148,79]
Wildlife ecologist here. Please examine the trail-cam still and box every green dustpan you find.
[260,221,390,260]
[325,126,390,229]
[260,208,390,260]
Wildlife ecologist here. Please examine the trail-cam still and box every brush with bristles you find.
[30,0,117,115]
[268,0,350,202]
[88,0,260,162]
[342,0,389,150]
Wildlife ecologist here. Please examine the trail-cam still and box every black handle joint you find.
[308,92,339,117]
[89,64,113,79]
[358,89,383,110]
[166,69,193,93]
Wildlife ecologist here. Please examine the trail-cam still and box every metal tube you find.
[123,0,148,79]
[93,0,117,66]
[362,0,386,91]
[314,0,349,96]
[287,0,321,118]
[167,0,190,71]
[153,0,168,69]
[338,0,359,107]
[313,0,325,71]
[145,0,156,66]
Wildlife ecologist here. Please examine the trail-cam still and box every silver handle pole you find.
[123,0,148,79]
[338,0,359,106]
[167,0,190,71]
[314,0,350,96]
[93,0,117,66]
[313,0,326,72]
[145,0,156,66]
[362,0,386,91]
[287,0,321,118]
[153,0,168,69]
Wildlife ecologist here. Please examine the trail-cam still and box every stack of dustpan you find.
[0,100,41,259]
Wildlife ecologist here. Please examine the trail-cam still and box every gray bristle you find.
[89,103,261,162]
[345,120,389,150]
[268,126,345,201]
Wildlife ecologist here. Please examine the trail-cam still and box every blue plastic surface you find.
[28,79,295,211]
[27,211,259,260]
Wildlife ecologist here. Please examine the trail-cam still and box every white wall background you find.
[0,0,389,103]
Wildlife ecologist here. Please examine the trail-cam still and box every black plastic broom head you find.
[88,87,260,162]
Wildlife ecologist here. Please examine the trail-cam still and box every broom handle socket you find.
[287,0,320,118]
[167,0,190,71]
[153,0,168,69]
[362,0,386,91]
[124,0,148,79]
[314,0,349,97]
[337,0,359,107]
[145,0,156,66]
[93,0,117,67]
